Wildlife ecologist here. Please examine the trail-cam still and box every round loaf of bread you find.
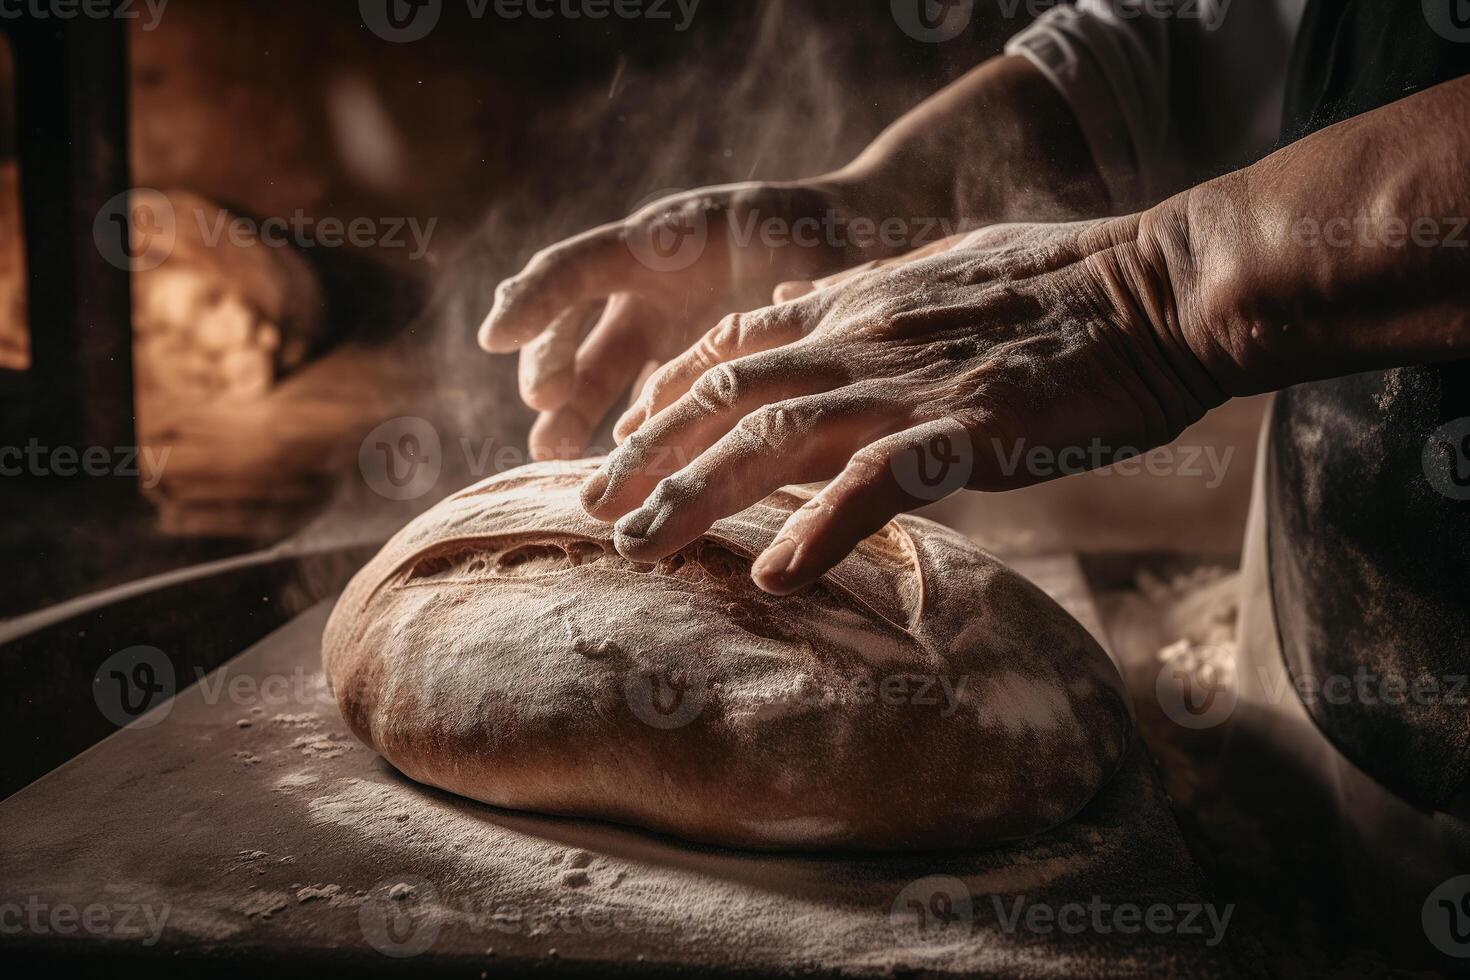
[322,459,1132,851]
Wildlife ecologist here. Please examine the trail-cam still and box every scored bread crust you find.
[323,459,1133,851]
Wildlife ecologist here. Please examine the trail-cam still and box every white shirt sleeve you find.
[1005,0,1309,210]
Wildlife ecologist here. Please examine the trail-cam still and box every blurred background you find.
[0,0,1265,618]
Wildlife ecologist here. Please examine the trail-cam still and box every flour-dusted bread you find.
[322,460,1132,851]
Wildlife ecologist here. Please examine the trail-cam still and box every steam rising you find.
[300,0,938,547]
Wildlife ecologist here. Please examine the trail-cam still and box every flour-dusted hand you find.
[479,181,894,460]
[578,215,1228,594]
[477,54,1121,462]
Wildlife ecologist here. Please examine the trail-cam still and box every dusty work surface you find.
[0,556,1242,978]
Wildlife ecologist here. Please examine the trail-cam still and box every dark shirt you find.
[1269,0,1470,808]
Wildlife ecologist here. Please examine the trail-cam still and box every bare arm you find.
[828,54,1112,229]
[583,74,1470,593]
[478,55,1108,459]
[1158,74,1470,397]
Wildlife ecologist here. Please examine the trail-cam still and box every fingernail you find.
[581,470,611,511]
[753,538,798,583]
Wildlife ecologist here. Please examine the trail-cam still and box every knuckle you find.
[689,363,742,412]
[707,314,743,354]
[737,403,802,453]
[650,473,695,506]
[845,445,892,484]
[618,427,652,460]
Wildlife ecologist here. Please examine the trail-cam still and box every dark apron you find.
[1269,0,1470,809]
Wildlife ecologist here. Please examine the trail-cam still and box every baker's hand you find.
[479,180,888,459]
[578,214,1226,595]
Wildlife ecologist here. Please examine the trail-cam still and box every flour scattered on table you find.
[272,713,324,729]
[274,770,320,791]
[296,883,342,903]
[239,892,290,919]
[291,732,352,758]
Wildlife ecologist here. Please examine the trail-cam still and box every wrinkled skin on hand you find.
[479,181,887,459]
[577,217,1224,595]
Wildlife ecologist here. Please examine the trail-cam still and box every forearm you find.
[825,55,1112,231]
[1159,75,1470,397]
